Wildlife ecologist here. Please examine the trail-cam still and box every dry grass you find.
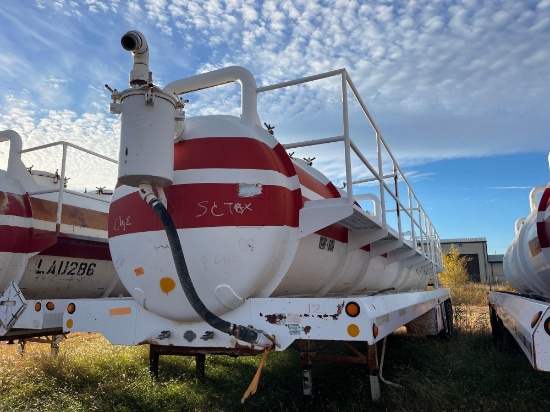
[2,283,550,411]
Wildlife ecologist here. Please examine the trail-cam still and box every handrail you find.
[257,69,442,267]
[20,141,117,234]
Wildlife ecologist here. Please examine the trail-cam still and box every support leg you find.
[195,354,205,382]
[300,341,313,397]
[50,334,63,357]
[367,343,380,401]
[17,339,26,356]
[149,346,159,380]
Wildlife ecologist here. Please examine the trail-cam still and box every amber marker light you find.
[46,301,55,311]
[373,323,379,338]
[345,301,360,318]
[545,318,550,336]
[67,303,76,314]
[347,324,360,337]
[34,302,42,311]
[531,311,543,328]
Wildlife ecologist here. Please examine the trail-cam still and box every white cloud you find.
[0,0,548,177]
[486,186,534,190]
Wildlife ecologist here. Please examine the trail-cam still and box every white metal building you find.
[487,254,505,285]
[440,238,490,283]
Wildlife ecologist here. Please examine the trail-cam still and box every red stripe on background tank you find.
[0,191,63,253]
[173,137,297,177]
[0,191,31,218]
[537,186,550,249]
[0,191,32,253]
[109,136,301,238]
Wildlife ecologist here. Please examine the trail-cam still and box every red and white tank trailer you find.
[489,169,550,371]
[1,31,452,400]
[0,130,128,355]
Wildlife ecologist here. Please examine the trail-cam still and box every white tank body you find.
[109,115,437,322]
[0,131,128,301]
[503,184,550,297]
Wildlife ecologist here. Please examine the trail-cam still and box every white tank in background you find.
[0,130,128,337]
[503,180,550,297]
[489,154,550,373]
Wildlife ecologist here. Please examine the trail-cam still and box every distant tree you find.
[439,244,470,286]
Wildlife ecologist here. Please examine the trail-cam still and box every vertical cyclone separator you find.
[114,31,184,188]
[114,86,181,188]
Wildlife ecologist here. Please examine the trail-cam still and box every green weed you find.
[2,295,549,412]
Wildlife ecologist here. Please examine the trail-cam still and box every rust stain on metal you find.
[0,191,27,214]
[29,197,108,230]
[303,326,311,334]
[265,313,286,324]
[150,344,262,356]
[314,303,344,320]
[0,192,9,212]
[331,302,344,320]
[138,338,160,345]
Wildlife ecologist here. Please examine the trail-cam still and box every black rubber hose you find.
[145,195,261,344]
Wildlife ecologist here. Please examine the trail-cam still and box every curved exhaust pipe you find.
[121,30,150,87]
[0,130,34,183]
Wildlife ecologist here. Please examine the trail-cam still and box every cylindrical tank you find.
[0,140,128,300]
[504,184,550,297]
[116,86,181,188]
[109,115,436,322]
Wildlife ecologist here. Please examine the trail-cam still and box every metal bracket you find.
[370,239,403,258]
[0,281,27,336]
[298,198,353,239]
[385,248,417,265]
[144,87,155,106]
[347,228,388,253]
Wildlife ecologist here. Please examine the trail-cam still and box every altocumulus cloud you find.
[0,0,548,189]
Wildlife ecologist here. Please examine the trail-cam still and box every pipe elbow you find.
[0,129,23,148]
[121,30,148,54]
[121,30,150,86]
[163,66,260,126]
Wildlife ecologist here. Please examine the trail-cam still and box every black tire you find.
[489,304,502,343]
[438,299,453,339]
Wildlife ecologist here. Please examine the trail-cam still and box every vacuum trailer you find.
[2,30,452,400]
[489,161,550,371]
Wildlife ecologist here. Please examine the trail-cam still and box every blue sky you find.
[0,0,549,254]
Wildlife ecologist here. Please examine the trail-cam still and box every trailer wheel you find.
[489,304,502,343]
[438,299,453,339]
[489,304,517,351]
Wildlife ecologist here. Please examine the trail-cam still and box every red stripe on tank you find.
[173,137,297,178]
[537,186,550,249]
[0,226,58,254]
[0,226,110,258]
[0,192,31,218]
[0,225,31,252]
[296,167,337,200]
[109,183,300,238]
[38,237,111,260]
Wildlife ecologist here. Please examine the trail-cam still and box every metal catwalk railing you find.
[21,141,117,235]
[257,69,442,269]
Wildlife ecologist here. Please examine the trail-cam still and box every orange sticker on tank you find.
[134,267,145,276]
[160,277,176,294]
[109,307,132,316]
